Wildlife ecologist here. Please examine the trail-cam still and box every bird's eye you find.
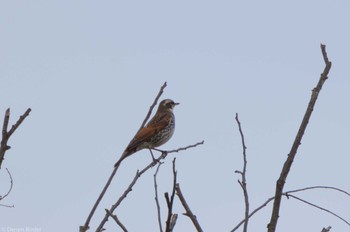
[166,102,173,108]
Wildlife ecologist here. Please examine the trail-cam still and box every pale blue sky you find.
[1,1,350,231]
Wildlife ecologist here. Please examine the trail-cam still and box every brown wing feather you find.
[125,112,171,152]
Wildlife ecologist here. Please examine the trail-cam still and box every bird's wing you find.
[126,113,171,150]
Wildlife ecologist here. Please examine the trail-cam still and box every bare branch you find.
[139,82,167,131]
[7,108,31,138]
[0,203,14,208]
[80,165,118,232]
[0,168,15,208]
[234,113,250,232]
[105,209,128,232]
[153,162,164,232]
[95,168,143,232]
[286,186,350,197]
[95,141,203,231]
[165,158,178,232]
[321,226,332,232]
[232,185,349,231]
[321,44,330,64]
[0,108,31,169]
[286,194,350,226]
[231,196,274,232]
[0,168,14,202]
[175,183,203,232]
[267,44,332,232]
[153,140,204,154]
[81,82,167,232]
[2,109,10,140]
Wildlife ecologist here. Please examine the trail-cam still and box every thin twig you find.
[0,168,15,208]
[231,195,274,232]
[7,108,32,137]
[267,44,332,232]
[175,183,203,232]
[0,108,31,169]
[80,166,118,232]
[232,185,349,231]
[154,162,164,232]
[153,140,204,154]
[234,113,250,232]
[95,141,204,231]
[95,169,145,232]
[0,168,14,201]
[286,186,350,197]
[105,209,128,232]
[165,158,177,232]
[321,226,332,232]
[139,82,167,131]
[2,109,10,141]
[286,194,350,226]
[0,203,14,208]
[80,83,167,232]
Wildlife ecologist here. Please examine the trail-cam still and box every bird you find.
[114,99,179,167]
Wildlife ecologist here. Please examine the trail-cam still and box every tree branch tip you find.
[25,108,32,114]
[320,43,331,65]
[322,226,332,232]
[5,108,10,115]
[79,225,89,232]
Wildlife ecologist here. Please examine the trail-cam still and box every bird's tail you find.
[114,151,130,168]
[114,157,123,168]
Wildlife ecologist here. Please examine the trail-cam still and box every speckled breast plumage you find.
[148,112,175,148]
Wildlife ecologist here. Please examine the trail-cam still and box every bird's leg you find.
[148,149,158,163]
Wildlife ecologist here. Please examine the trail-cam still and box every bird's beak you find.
[174,102,180,106]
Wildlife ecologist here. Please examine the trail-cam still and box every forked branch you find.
[105,209,128,232]
[267,44,332,232]
[0,108,31,169]
[95,141,204,231]
[80,82,167,232]
[175,184,203,232]
[234,113,250,232]
[232,186,349,231]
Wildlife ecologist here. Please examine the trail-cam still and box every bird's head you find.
[158,99,179,112]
